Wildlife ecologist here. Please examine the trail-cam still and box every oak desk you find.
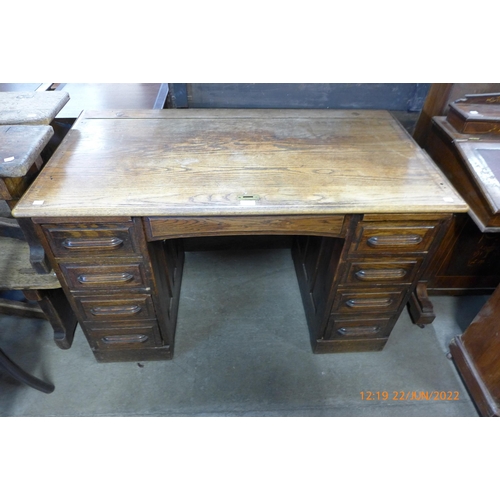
[13,109,468,362]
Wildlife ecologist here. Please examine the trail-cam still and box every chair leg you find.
[15,217,52,273]
[23,289,78,350]
[0,348,54,393]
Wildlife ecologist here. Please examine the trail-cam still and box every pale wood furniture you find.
[13,109,468,362]
[1,90,78,391]
[0,89,71,272]
[0,123,77,345]
[1,124,77,392]
[0,91,69,125]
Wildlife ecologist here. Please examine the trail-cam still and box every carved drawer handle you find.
[337,326,381,336]
[77,272,134,284]
[62,237,124,250]
[355,268,406,281]
[101,334,149,344]
[90,305,142,316]
[367,235,423,247]
[346,298,393,309]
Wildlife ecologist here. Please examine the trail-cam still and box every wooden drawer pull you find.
[367,235,423,247]
[77,272,134,284]
[355,268,406,281]
[101,334,149,344]
[346,298,393,309]
[62,237,124,250]
[90,305,142,316]
[337,326,380,336]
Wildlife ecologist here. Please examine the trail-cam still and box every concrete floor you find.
[0,247,485,417]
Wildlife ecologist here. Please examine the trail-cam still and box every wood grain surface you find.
[0,91,70,125]
[12,109,468,218]
[0,238,60,290]
[0,125,53,177]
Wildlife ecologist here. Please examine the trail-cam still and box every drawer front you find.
[344,259,422,286]
[59,263,148,291]
[42,224,139,258]
[331,289,406,315]
[145,215,345,240]
[75,294,156,322]
[85,321,163,350]
[352,223,438,254]
[325,316,393,341]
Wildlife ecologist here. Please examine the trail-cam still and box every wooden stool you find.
[0,91,69,125]
[1,123,77,392]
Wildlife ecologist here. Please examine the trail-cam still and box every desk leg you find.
[407,282,435,327]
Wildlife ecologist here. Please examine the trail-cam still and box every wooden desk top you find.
[13,109,468,218]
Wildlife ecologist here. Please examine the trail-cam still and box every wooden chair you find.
[0,123,77,393]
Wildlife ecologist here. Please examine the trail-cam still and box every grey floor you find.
[0,247,485,417]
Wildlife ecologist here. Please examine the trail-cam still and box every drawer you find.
[42,223,140,258]
[331,289,406,315]
[84,321,163,350]
[145,215,345,240]
[75,294,156,322]
[314,337,389,353]
[344,259,422,286]
[324,316,393,340]
[352,223,438,254]
[59,262,148,291]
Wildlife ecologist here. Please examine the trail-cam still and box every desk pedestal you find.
[33,213,451,362]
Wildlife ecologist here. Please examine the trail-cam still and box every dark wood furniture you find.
[167,83,430,134]
[409,93,500,325]
[449,283,500,417]
[13,109,468,362]
[167,83,430,110]
[413,83,500,149]
[414,93,500,416]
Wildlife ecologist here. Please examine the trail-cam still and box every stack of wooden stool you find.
[0,91,76,393]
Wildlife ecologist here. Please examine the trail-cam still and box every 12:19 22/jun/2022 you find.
[360,391,460,401]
